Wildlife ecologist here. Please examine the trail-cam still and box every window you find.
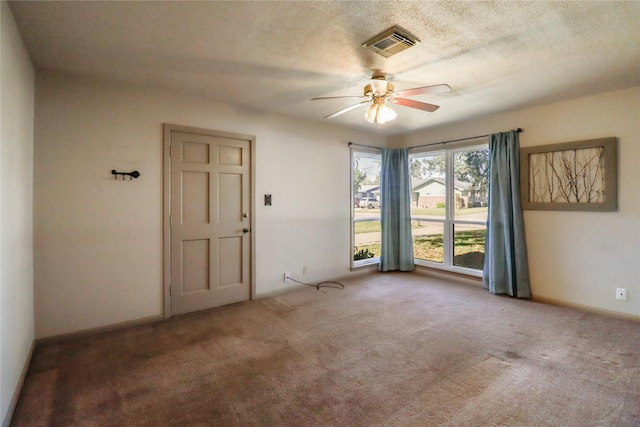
[410,140,489,275]
[352,148,381,267]
[350,141,488,275]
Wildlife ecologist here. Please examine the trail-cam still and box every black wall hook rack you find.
[112,170,141,180]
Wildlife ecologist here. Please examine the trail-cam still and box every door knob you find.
[243,228,250,233]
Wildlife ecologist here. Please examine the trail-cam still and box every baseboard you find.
[2,339,35,427]
[254,270,378,300]
[532,295,640,322]
[40,273,374,344]
[36,314,165,346]
[413,268,637,322]
[254,283,310,300]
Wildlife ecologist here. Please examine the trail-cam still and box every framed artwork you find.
[520,137,617,211]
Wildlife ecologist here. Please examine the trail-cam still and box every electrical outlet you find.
[303,266,308,275]
[284,272,291,282]
[616,288,627,301]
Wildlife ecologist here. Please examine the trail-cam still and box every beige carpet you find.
[12,272,640,426]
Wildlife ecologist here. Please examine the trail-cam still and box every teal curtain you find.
[483,131,530,297]
[380,148,415,272]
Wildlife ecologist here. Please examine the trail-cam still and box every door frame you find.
[163,123,256,319]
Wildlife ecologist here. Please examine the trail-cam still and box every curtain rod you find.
[348,128,522,150]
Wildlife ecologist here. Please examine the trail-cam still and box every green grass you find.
[354,229,486,270]
[354,221,424,234]
[354,221,381,234]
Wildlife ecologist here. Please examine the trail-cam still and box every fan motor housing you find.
[364,81,394,97]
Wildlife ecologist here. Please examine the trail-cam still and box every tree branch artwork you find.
[520,138,617,211]
[529,147,604,203]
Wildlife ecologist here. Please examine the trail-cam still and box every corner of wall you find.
[1,1,36,425]
[386,134,406,148]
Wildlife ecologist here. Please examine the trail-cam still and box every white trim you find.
[444,150,454,267]
[351,146,382,269]
[2,340,35,427]
[350,261,380,273]
[409,137,488,154]
[352,257,380,269]
[531,295,640,322]
[451,219,486,226]
[36,315,165,346]
[414,265,483,285]
[354,216,381,222]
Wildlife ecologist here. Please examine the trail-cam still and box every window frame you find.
[351,146,382,269]
[409,138,489,277]
[350,140,488,276]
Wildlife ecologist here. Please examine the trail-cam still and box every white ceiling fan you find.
[311,72,451,124]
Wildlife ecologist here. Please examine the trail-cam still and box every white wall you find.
[31,68,640,340]
[401,87,640,317]
[34,71,385,338]
[0,2,35,425]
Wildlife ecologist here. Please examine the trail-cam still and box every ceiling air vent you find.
[362,26,420,58]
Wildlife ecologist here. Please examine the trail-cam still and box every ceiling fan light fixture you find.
[364,101,397,124]
[377,103,397,123]
[313,72,447,123]
[364,104,377,123]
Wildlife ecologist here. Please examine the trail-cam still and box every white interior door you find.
[169,129,251,316]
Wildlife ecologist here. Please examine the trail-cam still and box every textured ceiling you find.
[9,1,640,135]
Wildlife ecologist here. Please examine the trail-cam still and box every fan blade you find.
[394,84,451,97]
[391,97,439,112]
[311,95,368,100]
[324,100,371,119]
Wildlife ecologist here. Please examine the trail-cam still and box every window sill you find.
[352,257,380,271]
[414,260,483,279]
[414,264,483,285]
